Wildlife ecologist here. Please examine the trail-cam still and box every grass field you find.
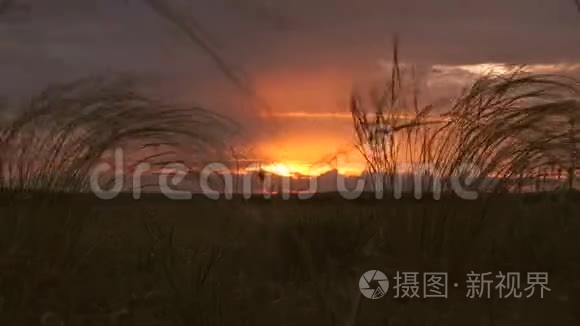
[0,192,578,325]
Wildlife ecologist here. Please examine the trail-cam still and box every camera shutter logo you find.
[359,270,389,299]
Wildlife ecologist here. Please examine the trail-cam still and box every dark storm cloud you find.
[0,0,576,163]
[0,0,578,107]
[205,0,580,66]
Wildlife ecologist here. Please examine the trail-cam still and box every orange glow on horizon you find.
[249,67,444,178]
[251,161,364,177]
[253,129,367,176]
[260,162,330,177]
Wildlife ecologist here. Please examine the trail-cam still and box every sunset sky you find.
[0,0,579,175]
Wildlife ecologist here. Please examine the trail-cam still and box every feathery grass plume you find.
[433,68,580,192]
[353,41,579,194]
[351,38,441,188]
[0,76,237,193]
[143,0,273,113]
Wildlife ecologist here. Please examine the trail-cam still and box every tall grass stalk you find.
[0,76,236,193]
[352,42,580,193]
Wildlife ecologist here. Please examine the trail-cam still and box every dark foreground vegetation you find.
[0,192,578,325]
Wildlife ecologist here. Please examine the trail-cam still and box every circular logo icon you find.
[359,270,389,299]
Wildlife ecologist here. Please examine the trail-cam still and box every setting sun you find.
[262,163,293,177]
[259,162,333,177]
